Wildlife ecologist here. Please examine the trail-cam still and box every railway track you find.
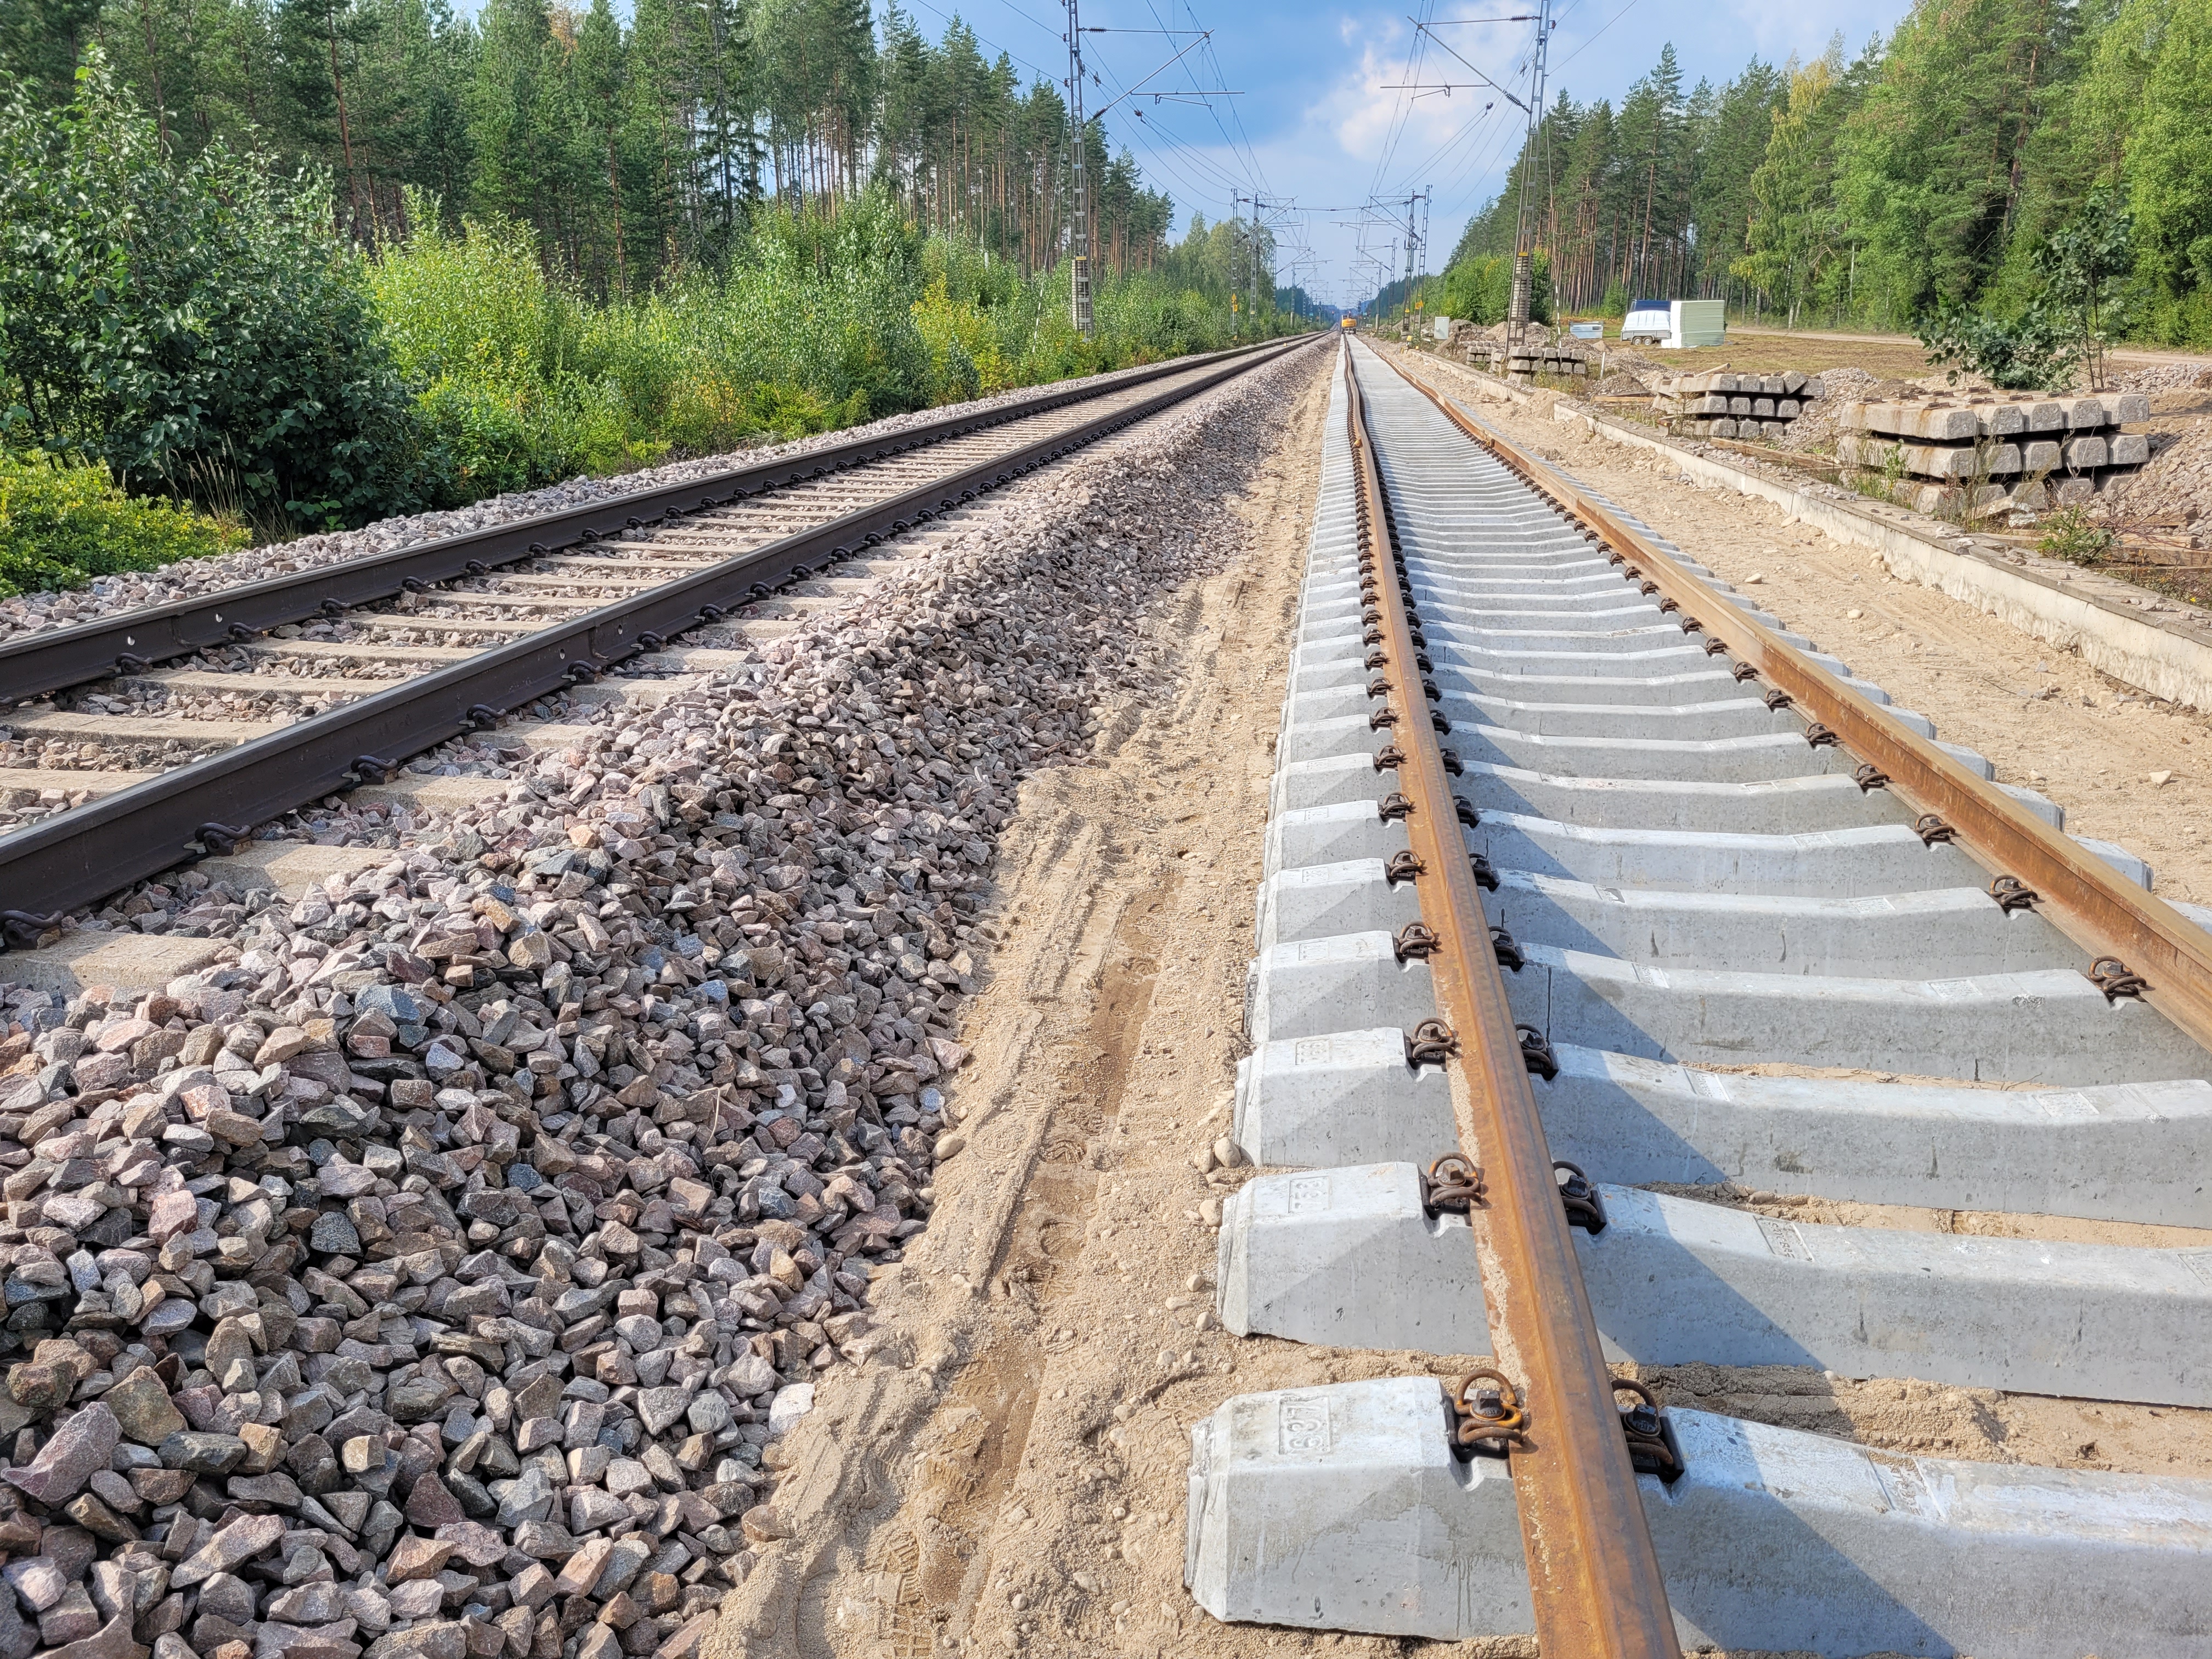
[1188,338,2212,1656]
[0,337,1309,944]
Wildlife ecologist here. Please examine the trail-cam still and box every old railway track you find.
[1187,338,2212,1657]
[0,337,1312,938]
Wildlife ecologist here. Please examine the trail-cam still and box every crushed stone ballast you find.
[0,339,1312,929]
[0,342,1331,1659]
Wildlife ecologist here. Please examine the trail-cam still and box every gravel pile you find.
[0,346,1317,1659]
[0,373,1153,650]
[2097,428,2212,529]
[2116,362,2212,394]
[1777,368,1880,452]
[2064,363,2211,527]
[1597,346,1663,377]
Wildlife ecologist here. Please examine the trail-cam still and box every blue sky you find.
[896,0,1919,308]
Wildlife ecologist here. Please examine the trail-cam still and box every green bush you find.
[411,375,546,501]
[364,188,1297,499]
[1918,193,2136,390]
[0,55,432,533]
[2037,505,2117,564]
[5,88,1306,537]
[370,192,946,485]
[0,450,247,596]
[1916,302,2074,389]
[1431,253,1554,328]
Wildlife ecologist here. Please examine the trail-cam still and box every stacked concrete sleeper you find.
[1183,340,2212,1655]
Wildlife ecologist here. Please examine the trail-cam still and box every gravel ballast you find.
[0,344,1321,1659]
[0,367,1182,651]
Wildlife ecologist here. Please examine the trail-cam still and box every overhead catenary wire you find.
[970,0,1557,319]
[1164,0,1274,195]
[869,0,1258,258]
[1089,37,1255,205]
[1555,0,1648,67]
[1363,0,1547,323]
[1355,0,1559,319]
[903,0,1638,322]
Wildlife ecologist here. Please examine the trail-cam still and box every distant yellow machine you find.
[1339,315,1355,331]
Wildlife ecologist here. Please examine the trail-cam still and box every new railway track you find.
[1187,337,2212,1656]
[0,336,1312,940]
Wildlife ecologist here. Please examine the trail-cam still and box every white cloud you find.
[1717,0,1902,60]
[1307,12,1537,172]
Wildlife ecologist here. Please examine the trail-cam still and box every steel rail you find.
[1377,347,2212,1055]
[0,335,1317,928]
[1341,342,1683,1659]
[0,339,1296,710]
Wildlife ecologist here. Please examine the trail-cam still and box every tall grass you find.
[366,189,1288,502]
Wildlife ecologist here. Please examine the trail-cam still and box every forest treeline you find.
[4,0,1182,295]
[0,4,1305,582]
[1438,0,2212,349]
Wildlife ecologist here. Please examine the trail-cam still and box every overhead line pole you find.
[1254,194,1266,332]
[1245,191,1291,336]
[1065,0,1094,340]
[1363,192,1427,335]
[1508,0,1553,355]
[1232,191,1244,337]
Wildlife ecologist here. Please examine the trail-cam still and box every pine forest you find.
[1436,0,2212,356]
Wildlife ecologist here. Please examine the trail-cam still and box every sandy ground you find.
[708,343,2212,1659]
[1422,324,1939,384]
[1724,324,2212,374]
[1592,334,1939,382]
[707,347,1358,1659]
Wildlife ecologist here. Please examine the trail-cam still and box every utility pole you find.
[1508,0,1553,354]
[1252,194,1269,333]
[1283,253,1321,325]
[1231,191,1245,338]
[1242,192,1278,337]
[1418,188,1431,339]
[1065,0,1093,339]
[1400,188,1428,337]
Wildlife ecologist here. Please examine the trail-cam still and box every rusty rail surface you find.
[1376,346,2212,1055]
[1341,343,1684,1659]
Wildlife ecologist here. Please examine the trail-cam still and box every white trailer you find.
[1620,298,1726,349]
